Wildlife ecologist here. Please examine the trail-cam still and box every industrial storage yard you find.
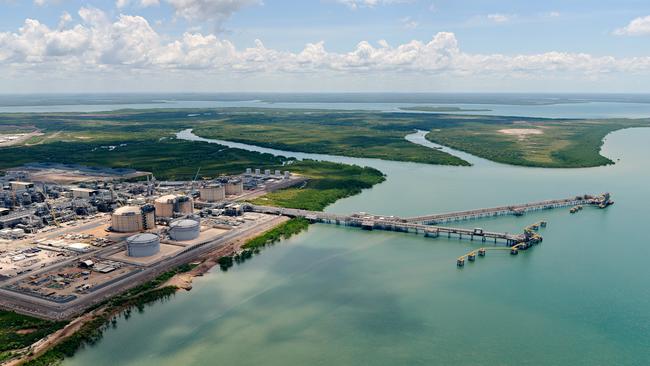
[0,167,306,320]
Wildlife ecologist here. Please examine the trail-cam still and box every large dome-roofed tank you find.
[168,218,200,241]
[154,195,176,218]
[199,184,225,202]
[126,233,160,257]
[112,205,156,233]
[225,179,243,196]
[176,195,194,215]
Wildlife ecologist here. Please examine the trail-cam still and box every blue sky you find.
[1,0,650,92]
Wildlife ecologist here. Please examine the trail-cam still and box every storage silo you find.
[126,233,160,257]
[112,206,142,233]
[112,205,156,233]
[176,195,194,215]
[225,179,243,196]
[199,184,225,202]
[169,219,200,241]
[154,195,177,218]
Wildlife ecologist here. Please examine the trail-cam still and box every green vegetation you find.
[0,311,67,362]
[243,218,310,249]
[0,138,288,180]
[191,109,469,166]
[425,118,648,167]
[251,160,385,211]
[0,107,646,177]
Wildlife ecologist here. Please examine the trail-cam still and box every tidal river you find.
[64,127,650,366]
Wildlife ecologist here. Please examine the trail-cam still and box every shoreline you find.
[162,215,290,291]
[1,215,290,366]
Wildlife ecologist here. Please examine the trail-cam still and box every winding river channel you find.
[64,126,650,366]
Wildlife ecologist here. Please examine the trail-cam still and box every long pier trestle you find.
[246,193,613,269]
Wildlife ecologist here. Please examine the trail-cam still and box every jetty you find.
[248,193,611,241]
[246,193,613,267]
[401,193,611,224]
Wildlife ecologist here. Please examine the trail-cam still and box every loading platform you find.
[247,193,612,267]
[400,194,611,224]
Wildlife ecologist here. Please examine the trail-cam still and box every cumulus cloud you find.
[614,15,650,36]
[1,8,650,80]
[164,0,260,24]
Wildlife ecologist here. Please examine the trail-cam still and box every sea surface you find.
[2,93,650,118]
[9,94,644,365]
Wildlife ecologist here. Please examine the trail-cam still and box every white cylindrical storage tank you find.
[126,233,160,257]
[112,206,143,233]
[169,219,200,241]
[275,170,281,176]
[176,195,194,215]
[254,168,261,176]
[225,179,243,195]
[199,185,225,202]
[154,195,176,218]
[245,168,252,175]
[264,169,271,176]
[284,171,291,179]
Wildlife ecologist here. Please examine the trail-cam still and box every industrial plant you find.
[0,166,305,320]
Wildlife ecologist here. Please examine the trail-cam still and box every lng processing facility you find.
[0,166,305,320]
[0,163,613,320]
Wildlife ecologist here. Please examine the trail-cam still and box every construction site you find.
[0,166,306,320]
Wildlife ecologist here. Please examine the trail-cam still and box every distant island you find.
[399,106,492,112]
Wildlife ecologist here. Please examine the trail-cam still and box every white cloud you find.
[164,0,260,24]
[2,8,650,82]
[548,11,560,18]
[486,13,512,23]
[614,15,650,36]
[58,11,72,29]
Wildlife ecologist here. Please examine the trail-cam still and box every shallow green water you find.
[64,128,650,366]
